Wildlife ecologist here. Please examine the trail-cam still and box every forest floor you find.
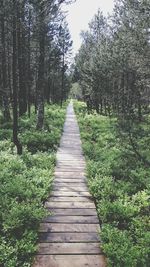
[0,104,67,267]
[74,101,150,267]
[33,102,106,267]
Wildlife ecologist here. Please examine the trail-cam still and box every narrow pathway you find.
[33,102,106,267]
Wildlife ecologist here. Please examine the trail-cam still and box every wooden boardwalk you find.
[33,102,106,267]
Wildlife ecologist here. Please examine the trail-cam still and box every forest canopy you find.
[0,0,74,153]
[74,0,150,121]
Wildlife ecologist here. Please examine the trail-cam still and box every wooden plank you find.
[55,173,86,178]
[55,170,85,174]
[40,223,100,233]
[56,162,85,166]
[51,191,91,197]
[57,157,84,161]
[52,187,88,193]
[56,159,85,163]
[49,196,93,202]
[60,141,82,143]
[53,186,88,192]
[48,208,97,216]
[33,255,106,267]
[54,178,86,183]
[45,202,95,209]
[53,182,87,188]
[39,232,100,243]
[57,149,83,155]
[54,177,86,181]
[57,159,85,163]
[56,166,85,170]
[43,215,99,224]
[56,168,85,172]
[57,152,83,155]
[37,242,101,255]
[60,147,82,150]
[58,153,84,157]
[60,140,82,144]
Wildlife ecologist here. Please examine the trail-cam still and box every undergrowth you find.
[0,104,66,267]
[74,101,150,267]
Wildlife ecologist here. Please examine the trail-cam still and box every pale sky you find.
[63,0,115,54]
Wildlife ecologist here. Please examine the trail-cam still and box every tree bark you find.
[17,3,27,116]
[61,52,65,107]
[27,7,31,118]
[1,0,11,121]
[12,0,22,155]
[36,9,45,130]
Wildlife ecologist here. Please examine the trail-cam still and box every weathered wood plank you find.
[49,196,93,202]
[54,178,86,183]
[57,149,83,155]
[33,255,106,267]
[39,223,100,233]
[51,191,91,197]
[45,201,95,209]
[37,242,101,255]
[53,182,87,188]
[55,172,86,178]
[55,170,85,174]
[57,160,85,163]
[39,232,100,243]
[48,208,97,216]
[57,157,85,161]
[52,188,88,193]
[56,168,85,173]
[56,163,85,167]
[56,159,85,163]
[53,186,88,192]
[43,215,99,224]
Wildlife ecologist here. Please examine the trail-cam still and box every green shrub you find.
[21,130,60,153]
[0,129,12,140]
[74,101,150,267]
[101,224,149,267]
[0,103,66,266]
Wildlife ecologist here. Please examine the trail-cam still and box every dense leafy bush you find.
[0,104,66,267]
[21,130,60,153]
[74,101,150,267]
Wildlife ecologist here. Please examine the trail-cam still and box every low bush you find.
[74,101,150,267]
[0,103,66,267]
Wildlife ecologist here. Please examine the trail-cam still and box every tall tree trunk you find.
[1,0,11,121]
[17,4,27,116]
[12,0,22,155]
[27,8,31,118]
[137,91,142,121]
[61,52,65,107]
[36,11,45,130]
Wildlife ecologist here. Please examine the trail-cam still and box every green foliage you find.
[75,1,150,124]
[0,129,12,140]
[21,130,60,153]
[0,150,52,266]
[0,104,66,267]
[69,82,83,100]
[101,224,149,267]
[75,101,150,267]
[20,104,66,153]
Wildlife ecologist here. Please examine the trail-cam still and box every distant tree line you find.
[74,0,150,121]
[0,0,73,153]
